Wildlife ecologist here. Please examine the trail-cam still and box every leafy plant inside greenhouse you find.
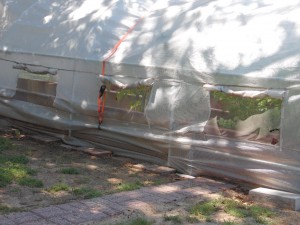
[211,91,282,129]
[116,86,151,112]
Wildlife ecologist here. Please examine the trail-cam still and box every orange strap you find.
[101,16,144,76]
[98,17,144,128]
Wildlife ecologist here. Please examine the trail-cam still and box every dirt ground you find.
[0,127,181,212]
[0,127,300,225]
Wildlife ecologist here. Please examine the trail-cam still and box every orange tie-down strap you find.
[98,16,144,128]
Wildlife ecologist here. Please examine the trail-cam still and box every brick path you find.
[0,177,234,225]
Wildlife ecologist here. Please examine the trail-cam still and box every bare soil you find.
[0,127,180,212]
[0,127,300,225]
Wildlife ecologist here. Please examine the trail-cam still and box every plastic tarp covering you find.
[1,0,300,193]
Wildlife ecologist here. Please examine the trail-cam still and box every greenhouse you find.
[0,0,300,193]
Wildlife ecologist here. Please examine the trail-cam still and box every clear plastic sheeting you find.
[1,0,300,194]
[99,75,154,89]
[203,84,285,99]
[145,80,210,130]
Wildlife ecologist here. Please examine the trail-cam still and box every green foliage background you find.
[116,86,151,112]
[211,91,282,129]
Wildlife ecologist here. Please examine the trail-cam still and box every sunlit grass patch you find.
[47,183,70,193]
[249,205,275,224]
[73,187,103,199]
[116,181,142,192]
[190,199,219,221]
[189,197,277,224]
[0,154,36,187]
[222,198,249,218]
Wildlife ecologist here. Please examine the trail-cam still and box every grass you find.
[73,187,103,199]
[47,183,70,193]
[222,198,249,218]
[222,221,240,225]
[0,155,29,164]
[249,205,275,224]
[0,204,22,214]
[0,172,13,187]
[189,197,276,224]
[190,199,218,221]
[18,177,44,188]
[0,137,13,151]
[186,215,199,223]
[164,215,183,224]
[116,181,142,192]
[0,154,36,187]
[115,218,153,225]
[59,167,80,175]
[149,178,166,186]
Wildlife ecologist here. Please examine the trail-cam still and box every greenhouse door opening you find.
[14,70,57,107]
[204,90,282,146]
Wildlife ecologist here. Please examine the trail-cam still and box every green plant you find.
[116,86,151,112]
[211,91,282,121]
[59,167,80,175]
[47,183,70,193]
[218,118,238,129]
[18,177,44,188]
[116,181,142,192]
[73,187,103,199]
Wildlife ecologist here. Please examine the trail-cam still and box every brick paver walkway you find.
[0,177,234,225]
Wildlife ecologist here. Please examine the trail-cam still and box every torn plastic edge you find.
[163,122,207,136]
[99,75,154,89]
[13,63,57,75]
[203,84,285,99]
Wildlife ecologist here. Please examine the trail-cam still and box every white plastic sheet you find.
[1,0,300,193]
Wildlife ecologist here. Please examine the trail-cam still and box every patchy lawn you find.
[0,127,299,225]
[0,127,179,213]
